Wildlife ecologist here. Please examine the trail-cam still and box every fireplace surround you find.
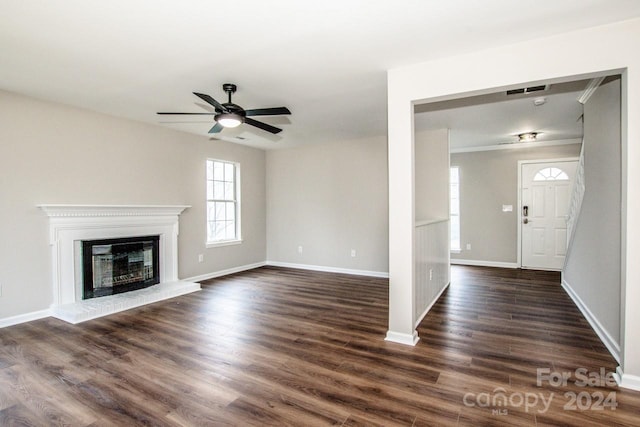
[39,204,200,323]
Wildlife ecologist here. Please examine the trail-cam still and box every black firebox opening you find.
[82,235,160,299]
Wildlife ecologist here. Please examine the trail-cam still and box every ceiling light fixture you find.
[215,112,243,128]
[518,132,538,142]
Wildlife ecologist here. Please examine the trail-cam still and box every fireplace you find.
[39,204,201,323]
[82,235,160,299]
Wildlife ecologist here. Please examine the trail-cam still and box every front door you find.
[521,160,578,270]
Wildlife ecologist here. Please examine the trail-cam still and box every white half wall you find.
[387,17,640,387]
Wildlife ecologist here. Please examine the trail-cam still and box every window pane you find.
[214,181,225,199]
[214,221,226,241]
[206,180,214,200]
[534,167,569,181]
[214,162,224,180]
[224,182,234,200]
[224,220,236,240]
[450,199,459,216]
[215,202,225,221]
[225,163,234,182]
[226,202,235,221]
[207,221,216,242]
[207,202,216,221]
[450,167,460,250]
[450,215,460,250]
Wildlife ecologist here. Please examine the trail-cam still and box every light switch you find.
[502,204,513,212]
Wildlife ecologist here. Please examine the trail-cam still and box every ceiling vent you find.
[506,84,550,95]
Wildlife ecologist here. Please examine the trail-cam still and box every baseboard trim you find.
[184,261,267,283]
[0,309,51,328]
[561,278,621,363]
[265,261,389,278]
[385,330,419,346]
[415,281,450,328]
[615,366,640,391]
[451,259,518,269]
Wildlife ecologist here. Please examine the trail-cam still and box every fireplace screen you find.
[82,235,160,299]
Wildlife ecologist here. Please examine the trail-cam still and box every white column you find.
[385,71,418,345]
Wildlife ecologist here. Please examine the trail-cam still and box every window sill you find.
[206,239,243,249]
[450,249,462,254]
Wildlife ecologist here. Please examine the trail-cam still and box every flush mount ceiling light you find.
[533,97,546,106]
[518,132,538,142]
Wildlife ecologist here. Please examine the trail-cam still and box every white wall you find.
[415,129,449,222]
[387,17,640,389]
[564,77,621,358]
[0,90,266,320]
[266,135,388,274]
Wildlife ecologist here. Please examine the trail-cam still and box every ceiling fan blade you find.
[193,92,227,112]
[157,112,216,115]
[245,107,291,117]
[209,122,224,134]
[244,117,282,134]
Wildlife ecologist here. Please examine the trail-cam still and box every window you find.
[450,166,461,251]
[206,159,240,245]
[533,167,569,181]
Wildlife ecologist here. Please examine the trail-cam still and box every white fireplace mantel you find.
[39,204,200,323]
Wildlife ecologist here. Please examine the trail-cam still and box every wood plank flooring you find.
[1,265,639,426]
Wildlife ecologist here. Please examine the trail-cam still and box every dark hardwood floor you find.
[1,265,639,426]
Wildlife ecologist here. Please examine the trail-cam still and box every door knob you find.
[523,218,529,224]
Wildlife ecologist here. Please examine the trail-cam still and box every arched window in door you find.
[533,167,569,181]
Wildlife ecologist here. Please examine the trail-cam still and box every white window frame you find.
[206,159,242,248]
[450,166,461,253]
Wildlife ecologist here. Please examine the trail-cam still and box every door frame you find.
[517,157,580,269]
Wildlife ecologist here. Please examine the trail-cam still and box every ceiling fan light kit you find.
[157,83,291,135]
[215,112,244,128]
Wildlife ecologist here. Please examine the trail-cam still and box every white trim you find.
[517,158,579,268]
[561,278,621,363]
[450,259,518,269]
[0,309,51,328]
[38,204,189,309]
[206,159,241,245]
[38,204,190,217]
[206,239,243,249]
[184,261,267,283]
[615,366,640,392]
[384,330,419,346]
[577,77,605,105]
[450,138,581,154]
[265,261,389,278]
[415,281,450,328]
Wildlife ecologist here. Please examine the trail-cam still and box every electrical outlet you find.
[351,249,356,257]
[298,246,303,254]
[198,254,204,263]
[466,243,471,250]
[429,269,433,281]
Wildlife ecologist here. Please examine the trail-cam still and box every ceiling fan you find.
[157,83,291,134]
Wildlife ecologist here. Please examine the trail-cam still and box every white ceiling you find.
[2,1,639,150]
